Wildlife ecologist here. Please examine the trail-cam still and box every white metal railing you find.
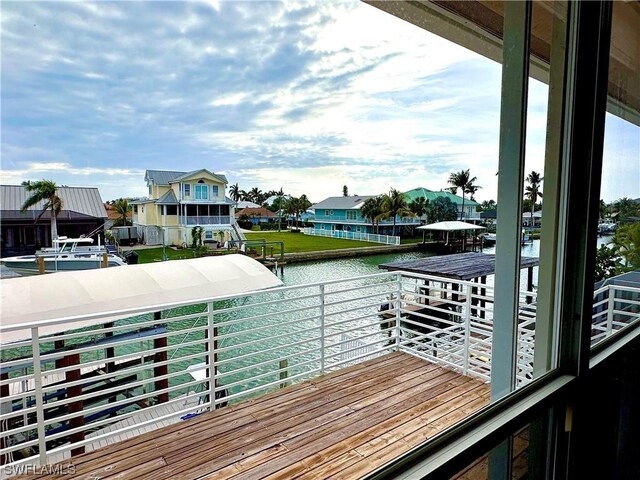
[302,227,401,245]
[184,216,231,225]
[1,272,638,471]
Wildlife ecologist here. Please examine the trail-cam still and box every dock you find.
[23,352,490,480]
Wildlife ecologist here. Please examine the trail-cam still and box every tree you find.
[480,199,497,212]
[613,222,640,270]
[594,244,622,281]
[427,197,458,223]
[613,197,640,224]
[448,169,479,220]
[361,196,384,234]
[408,197,428,222]
[525,171,543,227]
[377,188,414,236]
[112,198,131,227]
[285,195,312,229]
[21,180,63,246]
[229,183,241,202]
[343,185,349,197]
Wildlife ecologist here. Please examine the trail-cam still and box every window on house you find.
[195,184,208,200]
[346,210,357,220]
[212,185,219,197]
[166,205,177,215]
[325,210,330,216]
[184,184,190,197]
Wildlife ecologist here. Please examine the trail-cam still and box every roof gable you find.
[144,169,228,186]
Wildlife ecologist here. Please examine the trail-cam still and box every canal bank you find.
[282,242,427,263]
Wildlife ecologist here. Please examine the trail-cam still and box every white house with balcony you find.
[131,169,240,246]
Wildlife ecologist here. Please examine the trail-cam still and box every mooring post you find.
[153,312,169,404]
[67,351,85,456]
[37,256,45,274]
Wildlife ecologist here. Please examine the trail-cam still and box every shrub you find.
[250,225,261,231]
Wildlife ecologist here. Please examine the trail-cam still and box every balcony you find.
[184,216,231,226]
[313,214,421,225]
[1,270,638,478]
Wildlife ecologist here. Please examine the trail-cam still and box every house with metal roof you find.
[404,187,481,221]
[0,185,108,257]
[131,169,240,246]
[311,195,420,236]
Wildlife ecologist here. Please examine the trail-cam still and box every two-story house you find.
[311,196,421,236]
[131,169,238,246]
[404,187,481,221]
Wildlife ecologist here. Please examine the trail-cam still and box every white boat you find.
[0,237,126,275]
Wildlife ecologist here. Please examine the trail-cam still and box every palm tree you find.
[377,189,414,236]
[408,197,428,223]
[361,196,384,234]
[113,198,131,226]
[229,183,241,202]
[21,180,63,246]
[525,171,543,227]
[248,187,262,204]
[448,169,479,220]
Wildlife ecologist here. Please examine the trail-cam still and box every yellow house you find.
[131,169,240,246]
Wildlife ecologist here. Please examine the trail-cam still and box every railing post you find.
[606,285,615,337]
[319,285,326,374]
[207,302,217,410]
[395,274,402,351]
[31,327,47,465]
[463,284,472,376]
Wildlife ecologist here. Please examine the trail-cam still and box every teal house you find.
[311,196,420,235]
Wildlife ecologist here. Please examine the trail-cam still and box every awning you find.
[0,254,283,345]
[417,221,486,231]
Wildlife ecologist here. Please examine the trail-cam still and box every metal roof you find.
[1,185,107,219]
[156,189,178,205]
[379,252,539,281]
[404,187,480,207]
[144,170,187,185]
[311,196,376,210]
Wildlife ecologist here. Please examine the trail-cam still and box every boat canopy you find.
[0,254,283,345]
[416,221,486,231]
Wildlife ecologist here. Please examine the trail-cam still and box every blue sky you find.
[1,1,637,203]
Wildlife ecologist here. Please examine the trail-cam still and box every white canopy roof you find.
[0,255,283,345]
[417,221,486,231]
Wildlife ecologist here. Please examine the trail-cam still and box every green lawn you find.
[244,231,379,253]
[132,247,233,264]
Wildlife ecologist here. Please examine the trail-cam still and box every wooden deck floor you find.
[27,352,490,480]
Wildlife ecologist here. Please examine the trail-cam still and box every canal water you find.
[1,238,613,402]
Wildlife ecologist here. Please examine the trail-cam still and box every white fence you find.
[302,227,400,245]
[0,272,638,471]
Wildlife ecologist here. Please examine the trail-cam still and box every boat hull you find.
[1,255,126,275]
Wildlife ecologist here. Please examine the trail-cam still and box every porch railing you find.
[184,216,231,225]
[1,271,638,470]
[302,227,401,245]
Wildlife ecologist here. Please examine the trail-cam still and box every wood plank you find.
[25,353,492,480]
[331,395,490,479]
[300,382,487,479]
[230,374,469,479]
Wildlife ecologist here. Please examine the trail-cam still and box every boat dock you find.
[23,352,490,480]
